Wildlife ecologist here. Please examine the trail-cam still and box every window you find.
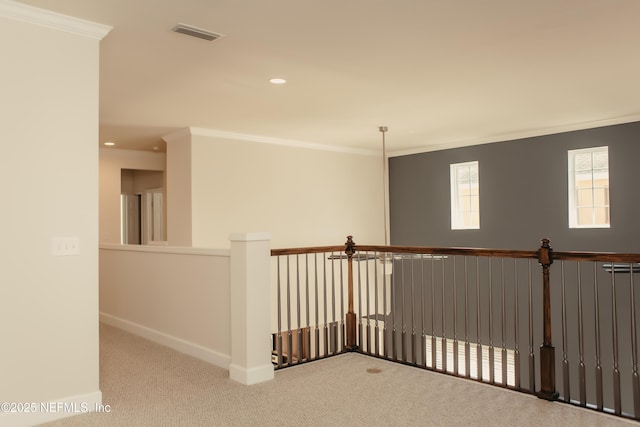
[450,161,479,230]
[568,146,610,228]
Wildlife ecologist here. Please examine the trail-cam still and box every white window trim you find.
[450,161,479,230]
[568,146,610,229]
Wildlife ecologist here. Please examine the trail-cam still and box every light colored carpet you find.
[41,323,635,427]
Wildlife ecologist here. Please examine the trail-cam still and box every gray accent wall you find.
[388,122,640,410]
[389,121,640,252]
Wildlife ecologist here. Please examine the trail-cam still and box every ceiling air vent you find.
[171,23,222,42]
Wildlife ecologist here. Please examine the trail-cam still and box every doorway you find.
[120,169,165,245]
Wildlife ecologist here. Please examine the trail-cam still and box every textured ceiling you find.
[16,0,640,154]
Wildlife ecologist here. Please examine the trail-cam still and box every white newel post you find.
[229,232,275,385]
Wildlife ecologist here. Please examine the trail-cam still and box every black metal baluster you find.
[295,255,301,364]
[411,255,417,364]
[477,257,483,381]
[357,252,363,351]
[594,263,603,410]
[366,253,372,354]
[442,256,447,372]
[374,251,380,356]
[528,260,535,392]
[305,254,311,362]
[276,256,283,367]
[561,261,570,401]
[383,252,389,359]
[612,269,621,415]
[286,255,292,365]
[489,259,494,384]
[432,255,437,370]
[339,251,345,352]
[392,254,397,361]
[422,254,427,368]
[501,258,507,385]
[331,252,337,354]
[630,264,640,419]
[578,263,586,406]
[514,259,520,389]
[401,255,407,362]
[453,257,459,375]
[382,252,391,358]
[465,257,471,379]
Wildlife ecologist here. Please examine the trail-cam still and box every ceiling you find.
[16,0,640,155]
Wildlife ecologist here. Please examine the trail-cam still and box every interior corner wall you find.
[0,10,104,425]
[165,132,193,246]
[188,133,384,248]
[389,121,640,252]
[99,149,166,244]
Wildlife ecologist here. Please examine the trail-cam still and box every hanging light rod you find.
[379,126,389,246]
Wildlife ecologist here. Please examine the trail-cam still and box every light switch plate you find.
[52,236,80,256]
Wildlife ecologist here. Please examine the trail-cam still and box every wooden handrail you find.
[553,251,640,263]
[271,245,345,256]
[356,244,538,259]
[272,244,640,263]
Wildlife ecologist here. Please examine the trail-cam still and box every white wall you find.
[164,128,385,249]
[0,2,110,425]
[99,148,165,244]
[99,245,231,367]
[164,130,192,246]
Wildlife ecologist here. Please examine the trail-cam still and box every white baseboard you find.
[99,312,231,369]
[0,390,102,427]
[229,363,274,385]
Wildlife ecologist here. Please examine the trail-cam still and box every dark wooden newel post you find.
[345,235,358,351]
[537,238,559,400]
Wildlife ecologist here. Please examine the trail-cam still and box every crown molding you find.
[161,127,191,145]
[188,127,379,157]
[0,0,112,40]
[388,114,640,158]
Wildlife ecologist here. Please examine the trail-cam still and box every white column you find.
[229,232,275,385]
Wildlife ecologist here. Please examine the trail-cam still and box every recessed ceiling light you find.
[104,141,115,146]
[270,78,287,85]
